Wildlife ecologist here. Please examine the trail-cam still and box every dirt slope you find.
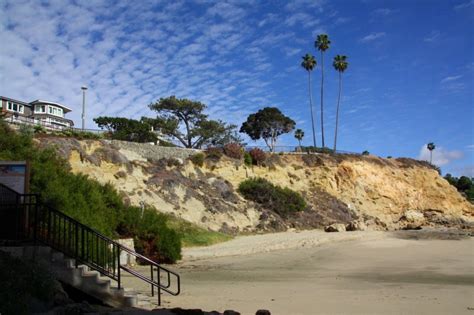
[37,138,474,234]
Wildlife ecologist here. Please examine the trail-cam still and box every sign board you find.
[0,161,29,194]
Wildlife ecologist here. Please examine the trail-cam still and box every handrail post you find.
[151,265,154,297]
[75,221,79,268]
[157,267,161,306]
[117,245,121,289]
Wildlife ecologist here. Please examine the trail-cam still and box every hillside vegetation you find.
[0,122,229,263]
[33,136,474,234]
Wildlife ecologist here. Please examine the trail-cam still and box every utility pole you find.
[81,86,87,130]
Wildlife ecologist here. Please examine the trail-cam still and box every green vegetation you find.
[362,150,370,155]
[332,54,349,152]
[0,120,181,263]
[148,96,241,148]
[190,152,205,167]
[238,177,307,217]
[205,147,223,160]
[244,151,253,166]
[301,146,333,154]
[0,251,56,315]
[315,33,331,147]
[294,129,304,149]
[240,107,295,152]
[166,217,233,247]
[301,53,317,148]
[94,116,157,143]
[427,142,436,164]
[444,174,474,203]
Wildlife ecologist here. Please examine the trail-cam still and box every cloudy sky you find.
[0,0,473,176]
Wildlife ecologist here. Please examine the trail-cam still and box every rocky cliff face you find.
[37,138,474,234]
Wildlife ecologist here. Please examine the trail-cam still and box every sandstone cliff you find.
[38,138,474,233]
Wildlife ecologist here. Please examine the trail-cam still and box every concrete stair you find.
[0,246,142,309]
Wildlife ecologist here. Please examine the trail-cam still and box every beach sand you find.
[123,230,474,314]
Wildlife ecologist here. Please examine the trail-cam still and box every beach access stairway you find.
[0,183,180,309]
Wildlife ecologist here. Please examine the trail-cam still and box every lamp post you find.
[81,86,87,130]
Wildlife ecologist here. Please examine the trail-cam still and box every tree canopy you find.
[240,107,295,152]
[94,116,157,143]
[148,96,241,148]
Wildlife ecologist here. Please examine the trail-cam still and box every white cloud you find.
[360,32,386,42]
[0,0,302,130]
[440,75,462,83]
[424,30,440,42]
[454,0,473,10]
[418,145,464,166]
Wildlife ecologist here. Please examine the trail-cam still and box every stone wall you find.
[108,140,201,161]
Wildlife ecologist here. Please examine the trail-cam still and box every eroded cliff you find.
[37,138,474,234]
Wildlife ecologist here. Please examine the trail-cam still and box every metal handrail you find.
[0,183,180,305]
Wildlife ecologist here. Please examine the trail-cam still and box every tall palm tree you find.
[427,142,436,164]
[294,128,304,150]
[315,34,331,148]
[301,53,317,149]
[333,55,348,152]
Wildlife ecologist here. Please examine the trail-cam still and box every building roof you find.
[0,96,31,106]
[29,100,72,112]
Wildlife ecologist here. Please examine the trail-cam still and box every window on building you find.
[35,105,46,113]
[7,102,24,114]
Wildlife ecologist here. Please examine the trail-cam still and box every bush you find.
[190,153,205,167]
[249,148,266,165]
[206,147,223,160]
[238,177,306,217]
[223,143,244,159]
[0,120,181,263]
[118,206,181,263]
[362,150,370,155]
[244,151,253,166]
[302,146,333,154]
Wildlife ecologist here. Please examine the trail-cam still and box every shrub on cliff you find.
[190,152,205,167]
[244,151,253,166]
[238,177,307,217]
[205,147,223,160]
[249,148,266,165]
[223,143,244,159]
[0,120,182,263]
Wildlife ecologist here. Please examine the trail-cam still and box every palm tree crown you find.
[315,34,331,52]
[295,129,304,141]
[333,55,348,73]
[301,53,316,71]
[427,142,436,151]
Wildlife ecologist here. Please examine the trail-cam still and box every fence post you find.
[75,222,79,268]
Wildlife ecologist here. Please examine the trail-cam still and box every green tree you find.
[94,117,157,143]
[301,53,317,148]
[148,96,237,148]
[315,34,331,148]
[427,142,436,164]
[240,107,296,152]
[332,55,349,152]
[294,129,304,150]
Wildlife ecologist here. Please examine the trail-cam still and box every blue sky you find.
[0,0,473,176]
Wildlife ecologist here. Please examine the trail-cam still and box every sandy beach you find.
[123,230,474,314]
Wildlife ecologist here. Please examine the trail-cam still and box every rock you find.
[224,310,241,315]
[324,223,346,232]
[402,223,422,230]
[402,210,425,223]
[346,220,367,231]
[52,281,72,306]
[256,310,271,315]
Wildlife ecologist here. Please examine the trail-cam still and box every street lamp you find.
[81,86,87,130]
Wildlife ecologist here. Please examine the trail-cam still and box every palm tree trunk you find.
[430,150,433,164]
[308,71,317,149]
[320,51,325,148]
[334,72,342,152]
